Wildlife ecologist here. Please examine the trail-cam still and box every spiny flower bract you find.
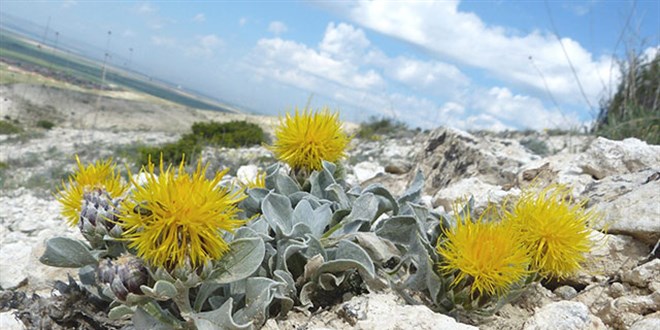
[437,205,531,297]
[119,158,245,269]
[503,184,596,279]
[57,156,127,226]
[268,108,351,171]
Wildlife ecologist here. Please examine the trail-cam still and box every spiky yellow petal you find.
[56,156,127,226]
[119,158,245,269]
[503,184,596,279]
[268,108,351,171]
[437,206,531,297]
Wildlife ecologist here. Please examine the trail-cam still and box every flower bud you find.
[97,255,148,301]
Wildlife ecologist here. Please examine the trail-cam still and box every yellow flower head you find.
[437,205,531,297]
[239,170,266,190]
[119,158,246,269]
[57,156,127,226]
[269,108,351,171]
[503,185,595,279]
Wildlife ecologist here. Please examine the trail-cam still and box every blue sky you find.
[1,1,658,131]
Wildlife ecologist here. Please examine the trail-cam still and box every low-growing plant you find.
[136,134,202,167]
[39,107,601,329]
[192,120,266,148]
[0,119,22,134]
[37,119,56,130]
[135,121,267,168]
[520,137,550,156]
[594,50,659,144]
[356,116,409,141]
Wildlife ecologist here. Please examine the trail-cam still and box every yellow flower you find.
[243,171,266,190]
[437,206,531,297]
[119,158,246,269]
[57,156,127,226]
[503,185,595,279]
[268,108,351,171]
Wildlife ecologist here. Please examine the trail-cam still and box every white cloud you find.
[136,2,156,14]
[150,36,176,47]
[252,37,384,90]
[186,34,223,58]
[319,22,370,62]
[245,20,587,131]
[239,17,248,26]
[336,1,615,107]
[268,21,288,35]
[193,13,206,23]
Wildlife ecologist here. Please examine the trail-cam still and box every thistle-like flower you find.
[57,156,127,226]
[97,255,148,301]
[79,188,124,248]
[119,158,246,269]
[268,108,351,171]
[503,184,596,279]
[437,206,531,297]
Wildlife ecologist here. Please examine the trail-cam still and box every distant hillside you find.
[0,28,239,113]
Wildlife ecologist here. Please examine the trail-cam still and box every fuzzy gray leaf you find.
[318,272,345,290]
[335,240,375,279]
[309,204,332,237]
[342,193,380,223]
[363,184,400,216]
[398,170,424,204]
[132,306,175,330]
[325,183,351,208]
[209,237,265,284]
[39,237,97,268]
[262,192,293,234]
[309,162,337,198]
[108,305,133,320]
[140,280,177,299]
[192,298,253,330]
[233,277,281,326]
[271,171,300,196]
[354,232,401,266]
[375,216,419,246]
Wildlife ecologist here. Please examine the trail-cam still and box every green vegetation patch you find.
[595,52,659,144]
[356,116,409,141]
[136,121,267,167]
[0,119,22,134]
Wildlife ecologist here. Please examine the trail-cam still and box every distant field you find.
[0,30,234,113]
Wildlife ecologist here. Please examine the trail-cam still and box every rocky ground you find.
[1,84,659,329]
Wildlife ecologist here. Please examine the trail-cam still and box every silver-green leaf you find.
[39,237,97,268]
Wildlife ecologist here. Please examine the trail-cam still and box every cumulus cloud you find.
[334,1,615,107]
[268,21,288,35]
[193,13,205,22]
[246,20,584,131]
[186,34,223,58]
[150,36,176,47]
[136,2,156,14]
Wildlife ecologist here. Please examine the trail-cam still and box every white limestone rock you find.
[523,301,606,330]
[353,161,385,183]
[0,311,24,330]
[584,169,660,244]
[578,137,660,180]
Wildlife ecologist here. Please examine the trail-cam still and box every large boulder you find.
[584,169,660,244]
[413,127,536,195]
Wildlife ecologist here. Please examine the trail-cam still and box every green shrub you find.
[192,121,266,148]
[0,120,22,134]
[137,134,202,167]
[36,120,55,130]
[356,116,408,140]
[595,51,659,144]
